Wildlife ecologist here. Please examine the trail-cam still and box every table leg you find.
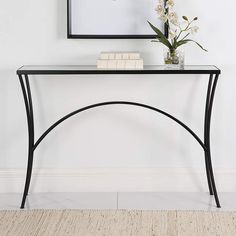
[19,75,35,209]
[204,74,220,208]
[204,74,214,195]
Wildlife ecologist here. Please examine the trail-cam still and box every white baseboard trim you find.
[0,167,236,193]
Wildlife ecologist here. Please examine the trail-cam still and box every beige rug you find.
[0,210,236,236]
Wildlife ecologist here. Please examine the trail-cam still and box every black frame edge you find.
[67,0,168,39]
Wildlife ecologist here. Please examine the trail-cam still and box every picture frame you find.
[67,0,168,39]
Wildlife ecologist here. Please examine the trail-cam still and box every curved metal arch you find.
[34,101,205,151]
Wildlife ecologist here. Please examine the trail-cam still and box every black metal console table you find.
[17,65,221,208]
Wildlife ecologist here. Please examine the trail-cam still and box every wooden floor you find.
[1,209,236,236]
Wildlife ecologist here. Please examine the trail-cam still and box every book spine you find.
[100,52,140,60]
[97,59,143,69]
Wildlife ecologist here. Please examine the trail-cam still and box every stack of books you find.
[97,52,144,69]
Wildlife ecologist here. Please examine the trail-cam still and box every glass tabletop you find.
[17,65,220,75]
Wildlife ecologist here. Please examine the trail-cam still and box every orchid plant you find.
[148,0,207,56]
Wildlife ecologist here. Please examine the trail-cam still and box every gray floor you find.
[1,193,236,211]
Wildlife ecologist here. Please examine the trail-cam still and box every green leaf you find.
[172,37,178,49]
[181,33,190,41]
[176,39,189,48]
[190,40,208,51]
[147,21,172,50]
[185,39,207,52]
[175,39,207,51]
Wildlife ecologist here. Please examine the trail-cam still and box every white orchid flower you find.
[149,0,206,52]
[190,26,199,34]
[168,12,179,26]
[155,5,165,16]
[169,31,177,39]
[159,14,168,23]
[166,0,174,9]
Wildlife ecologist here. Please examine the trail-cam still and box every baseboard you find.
[0,167,236,193]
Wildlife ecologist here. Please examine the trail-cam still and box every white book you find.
[135,59,144,69]
[116,60,126,69]
[97,59,144,70]
[108,53,115,60]
[125,60,136,69]
[115,53,123,60]
[100,53,109,60]
[122,53,129,60]
[107,60,117,69]
[100,51,141,60]
[128,52,140,60]
[97,59,108,69]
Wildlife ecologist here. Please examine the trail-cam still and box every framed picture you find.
[67,0,167,39]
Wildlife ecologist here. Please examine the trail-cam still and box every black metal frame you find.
[67,0,168,39]
[17,66,221,209]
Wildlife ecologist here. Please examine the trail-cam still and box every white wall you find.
[0,0,235,193]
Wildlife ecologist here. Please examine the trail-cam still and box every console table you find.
[17,65,221,208]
